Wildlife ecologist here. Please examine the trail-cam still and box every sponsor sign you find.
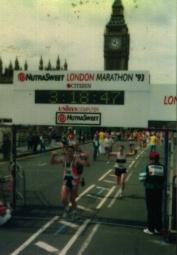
[14,71,150,91]
[56,112,101,126]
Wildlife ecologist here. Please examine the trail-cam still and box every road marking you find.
[37,162,47,167]
[109,173,115,177]
[107,188,121,208]
[150,240,171,246]
[125,171,133,182]
[59,219,91,255]
[96,186,116,209]
[54,225,66,236]
[60,220,78,229]
[76,224,100,255]
[35,241,59,253]
[128,160,135,169]
[76,184,95,201]
[96,185,109,190]
[96,187,105,195]
[10,216,59,255]
[77,204,94,212]
[86,194,102,200]
[103,179,115,184]
[98,169,112,181]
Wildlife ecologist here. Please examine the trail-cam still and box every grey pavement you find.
[0,141,62,161]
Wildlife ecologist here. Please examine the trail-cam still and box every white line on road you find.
[76,184,95,201]
[109,173,116,177]
[10,216,59,255]
[59,219,91,255]
[125,171,133,182]
[103,179,115,184]
[98,169,112,181]
[60,220,78,229]
[77,205,94,212]
[37,162,47,167]
[35,241,59,253]
[96,186,109,190]
[96,186,116,209]
[107,188,121,208]
[128,160,135,169]
[76,224,100,255]
[86,194,102,200]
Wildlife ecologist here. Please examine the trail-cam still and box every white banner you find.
[0,71,175,127]
[14,71,150,91]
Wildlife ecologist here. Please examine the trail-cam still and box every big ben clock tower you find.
[104,0,130,70]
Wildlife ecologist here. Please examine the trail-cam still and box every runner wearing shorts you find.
[109,145,127,197]
[50,145,89,218]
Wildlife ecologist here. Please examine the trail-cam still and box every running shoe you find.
[143,228,154,235]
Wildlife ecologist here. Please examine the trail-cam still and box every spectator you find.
[139,151,165,235]
[93,134,100,161]
[39,135,46,152]
[2,134,11,160]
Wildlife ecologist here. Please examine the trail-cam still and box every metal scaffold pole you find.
[12,125,17,209]
[163,129,169,237]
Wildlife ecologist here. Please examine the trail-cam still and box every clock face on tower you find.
[109,37,121,50]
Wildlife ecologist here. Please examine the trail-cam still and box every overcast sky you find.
[0,0,176,84]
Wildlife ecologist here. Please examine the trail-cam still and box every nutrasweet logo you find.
[17,72,65,82]
[57,113,67,123]
[18,72,26,82]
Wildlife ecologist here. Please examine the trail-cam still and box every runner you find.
[98,129,105,154]
[50,145,89,218]
[104,133,114,163]
[67,127,76,146]
[92,134,100,161]
[149,132,158,151]
[73,142,90,187]
[109,145,127,197]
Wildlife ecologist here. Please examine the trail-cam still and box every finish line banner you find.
[7,71,175,127]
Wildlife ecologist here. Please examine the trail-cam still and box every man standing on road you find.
[139,151,165,235]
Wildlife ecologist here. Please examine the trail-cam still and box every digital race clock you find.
[35,90,124,105]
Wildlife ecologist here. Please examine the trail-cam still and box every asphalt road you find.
[0,143,176,255]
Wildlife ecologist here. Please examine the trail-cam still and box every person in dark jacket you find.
[139,151,165,235]
[2,134,11,160]
[93,134,100,161]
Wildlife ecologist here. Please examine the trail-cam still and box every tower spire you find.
[64,60,68,70]
[14,57,20,70]
[56,55,60,70]
[24,60,28,71]
[107,0,125,30]
[39,56,44,70]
